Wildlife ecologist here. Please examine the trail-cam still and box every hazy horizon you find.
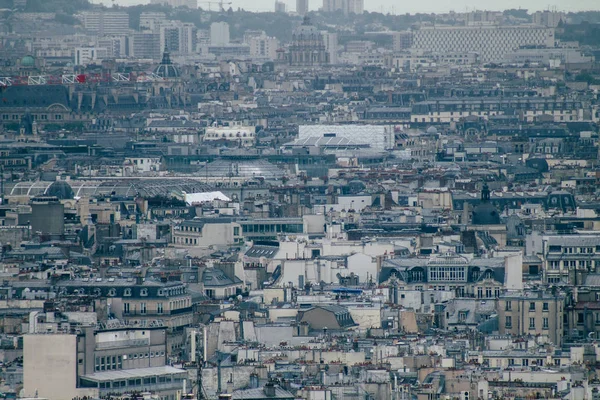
[94,0,599,14]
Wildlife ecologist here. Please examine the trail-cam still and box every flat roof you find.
[81,366,186,382]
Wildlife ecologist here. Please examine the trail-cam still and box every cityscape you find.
[0,0,600,399]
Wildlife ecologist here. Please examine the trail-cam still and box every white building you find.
[297,0,309,14]
[74,47,109,66]
[210,21,230,46]
[412,25,555,63]
[248,34,279,60]
[298,125,394,150]
[203,126,256,147]
[160,22,197,54]
[322,0,363,14]
[532,10,565,28]
[78,11,130,36]
[321,31,338,64]
[139,12,167,32]
[97,36,127,58]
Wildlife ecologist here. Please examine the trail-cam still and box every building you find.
[497,291,565,346]
[23,326,187,400]
[131,32,162,60]
[321,31,338,64]
[297,0,309,15]
[159,22,198,55]
[392,31,414,51]
[210,21,230,46]
[322,0,363,14]
[297,305,357,331]
[139,12,167,31]
[532,10,565,27]
[78,11,130,36]
[204,126,256,146]
[248,34,279,60]
[74,47,109,66]
[30,196,64,236]
[298,125,394,150]
[411,25,555,63]
[288,17,329,66]
[275,0,287,13]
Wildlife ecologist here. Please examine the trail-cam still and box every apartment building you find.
[411,98,584,124]
[23,325,186,400]
[78,11,130,36]
[497,291,565,346]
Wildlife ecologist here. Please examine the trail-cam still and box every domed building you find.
[288,16,329,66]
[472,183,500,225]
[154,47,179,78]
[20,55,35,68]
[46,180,75,200]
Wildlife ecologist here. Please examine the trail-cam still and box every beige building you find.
[498,290,565,346]
[23,326,186,400]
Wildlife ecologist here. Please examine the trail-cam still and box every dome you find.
[426,126,438,134]
[154,49,179,78]
[293,16,320,39]
[472,183,500,225]
[21,55,35,67]
[46,180,75,200]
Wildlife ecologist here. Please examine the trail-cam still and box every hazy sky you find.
[97,0,598,14]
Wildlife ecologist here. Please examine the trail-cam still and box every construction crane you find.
[198,0,232,12]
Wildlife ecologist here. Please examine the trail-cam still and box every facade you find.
[322,0,363,14]
[23,327,187,400]
[78,11,130,36]
[411,25,555,63]
[497,291,565,346]
[132,32,162,60]
[296,0,309,15]
[30,196,64,235]
[159,22,197,54]
[204,126,257,146]
[210,22,231,46]
[288,17,329,66]
[249,34,279,60]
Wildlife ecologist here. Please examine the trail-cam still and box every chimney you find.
[263,382,276,397]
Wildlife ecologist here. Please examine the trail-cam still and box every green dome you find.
[21,55,35,67]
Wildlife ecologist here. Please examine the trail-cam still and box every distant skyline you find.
[96,0,599,14]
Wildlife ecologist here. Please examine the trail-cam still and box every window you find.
[157,303,163,314]
[578,313,584,324]
[529,317,536,330]
[477,287,482,298]
[529,302,536,311]
[124,288,132,297]
[543,318,549,329]
[505,301,512,311]
[542,302,549,311]
[140,289,148,297]
[505,316,512,328]
[123,303,130,314]
[140,303,147,314]
[458,311,468,323]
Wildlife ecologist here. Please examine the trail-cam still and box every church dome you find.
[21,55,35,67]
[154,49,179,78]
[472,183,500,225]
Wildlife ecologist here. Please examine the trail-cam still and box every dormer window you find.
[124,289,132,297]
[108,288,116,297]
[140,289,148,297]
